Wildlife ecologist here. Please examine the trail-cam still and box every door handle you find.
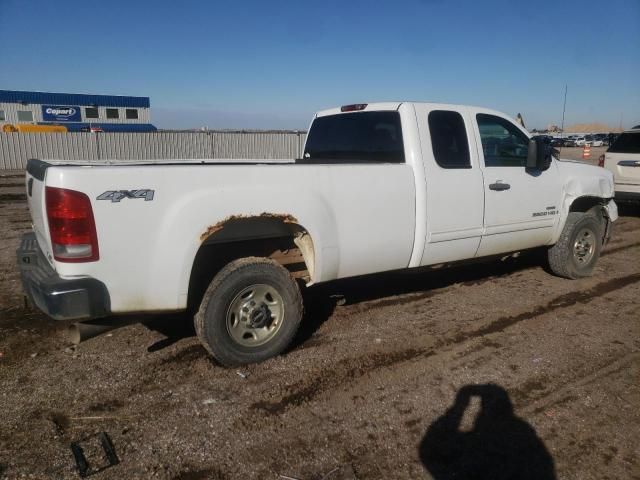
[489,182,511,191]
[618,160,640,167]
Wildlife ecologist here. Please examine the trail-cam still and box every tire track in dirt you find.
[451,272,640,342]
[251,347,431,414]
[601,241,640,257]
[520,352,640,415]
[612,222,640,234]
[0,193,26,203]
[251,273,640,415]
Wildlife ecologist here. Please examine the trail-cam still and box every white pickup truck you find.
[18,102,618,366]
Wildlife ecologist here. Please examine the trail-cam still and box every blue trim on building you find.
[0,90,150,108]
[38,122,157,132]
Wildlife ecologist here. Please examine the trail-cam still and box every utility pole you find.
[560,84,567,137]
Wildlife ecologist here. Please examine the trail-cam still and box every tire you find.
[194,257,303,366]
[548,211,604,279]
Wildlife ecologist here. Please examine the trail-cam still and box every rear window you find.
[303,111,404,163]
[608,132,640,154]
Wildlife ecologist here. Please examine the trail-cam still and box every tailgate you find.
[25,159,54,266]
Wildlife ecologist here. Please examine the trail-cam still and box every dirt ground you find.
[1,155,639,480]
[556,146,607,162]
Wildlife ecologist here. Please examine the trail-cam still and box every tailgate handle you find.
[617,160,640,167]
[489,182,511,191]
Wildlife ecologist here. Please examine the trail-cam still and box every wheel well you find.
[569,196,606,214]
[568,196,611,243]
[187,216,314,312]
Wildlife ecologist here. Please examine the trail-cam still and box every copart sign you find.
[41,105,81,122]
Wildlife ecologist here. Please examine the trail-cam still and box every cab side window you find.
[477,114,529,167]
[428,110,471,168]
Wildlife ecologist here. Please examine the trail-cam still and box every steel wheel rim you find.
[573,228,596,264]
[226,284,285,347]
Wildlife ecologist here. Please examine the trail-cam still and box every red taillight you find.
[340,103,367,112]
[598,154,605,167]
[45,186,99,262]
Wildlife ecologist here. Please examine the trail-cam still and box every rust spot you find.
[200,212,298,242]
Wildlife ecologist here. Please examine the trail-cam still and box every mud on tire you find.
[194,257,303,367]
[548,211,605,279]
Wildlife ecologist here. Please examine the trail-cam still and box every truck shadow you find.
[618,203,640,217]
[293,249,546,349]
[419,383,556,480]
[142,249,546,354]
[143,314,196,352]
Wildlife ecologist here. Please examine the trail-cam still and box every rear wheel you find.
[548,211,604,279]
[195,257,303,366]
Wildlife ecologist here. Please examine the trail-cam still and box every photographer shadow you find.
[419,384,556,480]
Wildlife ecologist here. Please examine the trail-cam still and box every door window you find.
[477,114,529,167]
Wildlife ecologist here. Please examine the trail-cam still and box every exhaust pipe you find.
[68,317,139,344]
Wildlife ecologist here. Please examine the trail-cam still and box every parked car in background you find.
[593,134,608,146]
[533,134,553,144]
[574,135,604,147]
[600,128,640,203]
[551,137,575,147]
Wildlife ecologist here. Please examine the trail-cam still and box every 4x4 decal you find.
[97,190,155,203]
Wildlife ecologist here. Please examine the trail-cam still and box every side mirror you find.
[527,138,552,171]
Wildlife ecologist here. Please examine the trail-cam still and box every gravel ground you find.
[0,161,638,480]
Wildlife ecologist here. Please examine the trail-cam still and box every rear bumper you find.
[17,233,110,320]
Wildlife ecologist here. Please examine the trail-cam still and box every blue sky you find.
[1,0,638,130]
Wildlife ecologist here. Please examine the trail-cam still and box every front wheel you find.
[195,257,303,366]
[548,211,604,279]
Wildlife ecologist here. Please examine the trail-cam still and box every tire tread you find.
[548,211,603,279]
[194,257,303,366]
